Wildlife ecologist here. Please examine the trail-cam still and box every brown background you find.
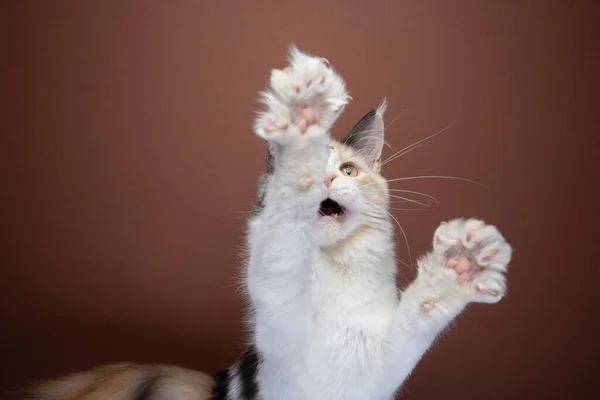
[1,1,598,399]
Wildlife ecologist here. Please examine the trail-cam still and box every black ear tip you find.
[340,104,386,162]
[363,108,378,120]
[341,108,378,148]
[340,108,377,147]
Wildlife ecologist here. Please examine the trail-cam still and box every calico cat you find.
[20,47,513,400]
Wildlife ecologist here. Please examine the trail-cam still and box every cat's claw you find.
[427,218,513,304]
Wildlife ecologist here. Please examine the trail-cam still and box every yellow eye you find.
[340,162,358,177]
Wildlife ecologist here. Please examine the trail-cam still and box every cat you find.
[18,47,513,400]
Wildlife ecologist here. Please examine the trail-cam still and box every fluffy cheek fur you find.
[316,142,388,247]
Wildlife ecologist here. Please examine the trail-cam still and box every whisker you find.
[396,258,412,269]
[388,199,432,204]
[387,210,413,270]
[389,207,430,211]
[381,119,460,166]
[385,194,430,207]
[384,175,488,188]
[358,194,438,207]
[380,141,435,166]
[371,203,413,270]
[384,108,409,133]
[359,187,437,207]
[387,189,439,205]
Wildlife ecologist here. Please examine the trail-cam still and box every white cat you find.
[237,47,513,400]
[24,47,512,400]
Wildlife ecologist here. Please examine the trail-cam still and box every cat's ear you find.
[341,99,387,169]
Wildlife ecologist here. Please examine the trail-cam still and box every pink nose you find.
[324,174,336,188]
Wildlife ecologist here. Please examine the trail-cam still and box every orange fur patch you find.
[26,363,213,400]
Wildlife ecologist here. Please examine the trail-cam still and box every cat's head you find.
[256,101,390,248]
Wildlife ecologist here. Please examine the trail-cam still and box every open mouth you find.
[319,198,346,218]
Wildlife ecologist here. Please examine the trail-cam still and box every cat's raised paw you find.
[254,47,350,146]
[430,218,513,303]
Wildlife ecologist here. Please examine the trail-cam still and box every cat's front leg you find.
[246,47,350,355]
[382,219,513,392]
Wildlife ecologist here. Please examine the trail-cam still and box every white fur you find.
[245,47,513,400]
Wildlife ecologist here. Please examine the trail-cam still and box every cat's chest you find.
[295,259,396,400]
[309,256,397,335]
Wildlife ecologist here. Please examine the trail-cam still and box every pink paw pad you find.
[297,107,319,133]
[299,176,313,189]
[447,257,474,284]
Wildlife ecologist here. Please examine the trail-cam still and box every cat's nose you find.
[324,174,336,188]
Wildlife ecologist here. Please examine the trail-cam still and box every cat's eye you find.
[340,163,358,177]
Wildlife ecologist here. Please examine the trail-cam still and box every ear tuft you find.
[341,99,387,166]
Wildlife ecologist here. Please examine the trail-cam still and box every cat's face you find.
[256,101,389,248]
[315,140,388,247]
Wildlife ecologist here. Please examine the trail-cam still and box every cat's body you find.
[19,47,513,400]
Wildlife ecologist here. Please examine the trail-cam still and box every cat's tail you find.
[8,363,214,400]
